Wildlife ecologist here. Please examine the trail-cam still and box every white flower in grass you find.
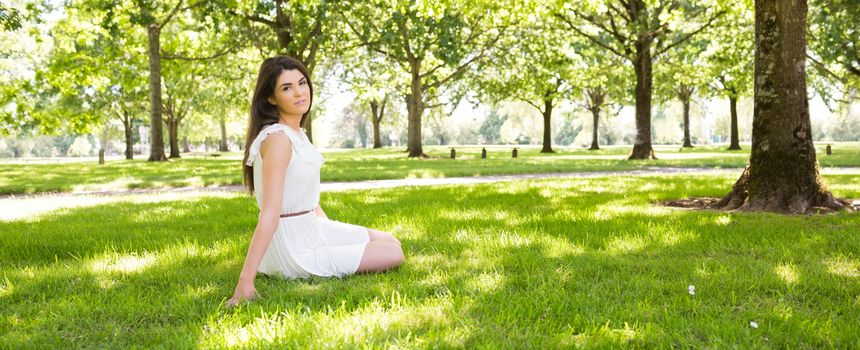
[749,321,759,329]
[688,285,695,295]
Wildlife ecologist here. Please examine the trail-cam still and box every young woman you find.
[227,56,404,307]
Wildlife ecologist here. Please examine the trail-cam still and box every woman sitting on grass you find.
[226,56,404,307]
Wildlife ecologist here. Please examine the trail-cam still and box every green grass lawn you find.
[1,174,858,347]
[2,142,859,195]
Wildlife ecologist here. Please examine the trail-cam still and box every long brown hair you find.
[242,56,314,194]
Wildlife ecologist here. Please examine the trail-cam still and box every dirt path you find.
[3,167,858,221]
[1,167,739,200]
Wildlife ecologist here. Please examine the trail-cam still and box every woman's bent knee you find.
[357,241,404,273]
[369,229,401,246]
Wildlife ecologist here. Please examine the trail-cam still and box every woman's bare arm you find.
[314,205,328,219]
[227,133,292,306]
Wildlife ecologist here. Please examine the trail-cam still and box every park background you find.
[0,0,857,159]
[1,0,859,348]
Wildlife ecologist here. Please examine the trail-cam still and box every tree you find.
[570,41,629,151]
[717,0,848,214]
[17,4,148,159]
[213,55,257,152]
[555,0,725,159]
[140,1,191,161]
[161,65,197,158]
[475,10,574,153]
[1,1,71,136]
[703,0,753,150]
[339,48,402,149]
[77,0,233,161]
[345,0,515,157]
[160,35,216,157]
[479,110,508,144]
[656,37,709,148]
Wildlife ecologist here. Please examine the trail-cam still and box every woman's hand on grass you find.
[226,282,260,307]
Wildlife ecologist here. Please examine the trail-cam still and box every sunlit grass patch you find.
[1,174,858,347]
[775,263,800,285]
[0,190,242,222]
[824,255,860,278]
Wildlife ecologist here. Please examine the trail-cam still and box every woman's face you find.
[267,69,310,118]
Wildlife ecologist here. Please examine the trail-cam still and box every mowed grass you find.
[1,174,858,348]
[2,142,859,195]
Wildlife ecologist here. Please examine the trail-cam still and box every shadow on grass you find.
[1,176,858,347]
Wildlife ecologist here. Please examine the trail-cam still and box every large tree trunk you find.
[406,61,425,157]
[147,24,167,162]
[727,96,742,150]
[590,107,601,150]
[718,0,847,214]
[629,38,656,160]
[219,118,228,152]
[122,112,133,160]
[541,98,554,153]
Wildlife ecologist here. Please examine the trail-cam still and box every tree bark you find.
[590,107,601,150]
[219,118,228,152]
[677,87,694,148]
[163,98,182,158]
[541,98,554,153]
[168,119,180,158]
[406,61,425,157]
[717,0,847,214]
[183,136,190,153]
[370,98,386,149]
[629,38,656,159]
[586,88,605,151]
[147,24,167,162]
[122,112,133,160]
[682,99,693,147]
[727,96,742,150]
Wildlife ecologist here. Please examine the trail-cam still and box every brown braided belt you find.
[280,209,313,218]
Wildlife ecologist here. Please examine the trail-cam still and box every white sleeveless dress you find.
[245,123,370,279]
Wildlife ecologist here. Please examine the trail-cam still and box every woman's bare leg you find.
[356,229,404,273]
[368,229,401,245]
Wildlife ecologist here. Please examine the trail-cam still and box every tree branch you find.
[227,9,275,26]
[607,2,632,23]
[160,0,206,27]
[654,9,725,57]
[807,53,848,83]
[342,14,402,61]
[520,98,543,113]
[571,8,627,45]
[424,102,445,110]
[162,47,233,61]
[297,17,323,59]
[554,13,629,60]
[605,9,629,45]
[159,0,185,27]
[426,26,507,90]
[378,95,387,124]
